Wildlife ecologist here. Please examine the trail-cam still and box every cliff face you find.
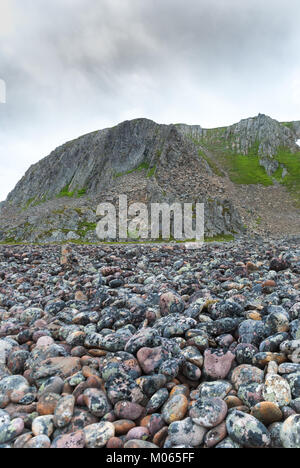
[225,114,298,157]
[6,119,192,206]
[1,114,300,244]
[291,121,300,138]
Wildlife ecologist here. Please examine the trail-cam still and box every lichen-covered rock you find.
[269,422,284,448]
[215,436,242,449]
[226,410,271,448]
[204,422,227,448]
[0,375,30,404]
[32,357,81,381]
[162,394,188,424]
[136,374,167,397]
[265,310,290,334]
[146,388,169,414]
[168,417,207,447]
[231,365,264,390]
[124,439,159,448]
[280,415,300,448]
[181,361,201,381]
[105,374,145,405]
[84,422,115,448]
[284,372,300,399]
[237,383,264,408]
[153,314,197,338]
[198,380,233,399]
[189,397,227,428]
[83,389,110,418]
[0,236,299,450]
[181,346,203,368]
[124,329,161,355]
[159,291,185,316]
[24,435,51,449]
[263,374,292,407]
[0,418,24,444]
[53,395,75,428]
[235,344,258,365]
[32,415,54,437]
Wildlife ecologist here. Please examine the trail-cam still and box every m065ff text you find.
[149,453,195,463]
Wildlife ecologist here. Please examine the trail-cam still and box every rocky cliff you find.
[1,114,299,244]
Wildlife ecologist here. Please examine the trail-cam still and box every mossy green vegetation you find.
[281,122,294,130]
[38,185,88,200]
[0,233,236,246]
[199,137,274,186]
[114,162,153,178]
[77,188,87,197]
[56,184,75,198]
[146,165,157,178]
[226,153,274,186]
[194,130,300,196]
[75,221,97,239]
[23,195,47,209]
[272,147,300,202]
[204,234,235,242]
[24,198,35,209]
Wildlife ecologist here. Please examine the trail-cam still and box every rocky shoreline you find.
[0,238,299,448]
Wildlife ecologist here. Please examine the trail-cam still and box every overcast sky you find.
[1,0,300,201]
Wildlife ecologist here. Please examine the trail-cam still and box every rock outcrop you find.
[0,114,299,243]
[224,114,298,157]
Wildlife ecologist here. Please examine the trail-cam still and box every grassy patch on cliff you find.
[77,221,97,238]
[114,162,156,179]
[272,147,300,203]
[23,195,47,209]
[204,234,235,242]
[192,131,271,184]
[197,133,297,187]
[56,185,75,198]
[23,185,88,208]
[204,142,273,186]
[56,185,87,199]
[281,122,294,130]
[114,162,150,178]
[226,153,273,185]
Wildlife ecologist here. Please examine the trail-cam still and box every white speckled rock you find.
[32,415,54,437]
[263,374,292,407]
[0,418,24,444]
[189,397,228,428]
[83,422,115,448]
[226,410,271,448]
[168,417,207,447]
[53,395,75,428]
[36,336,54,348]
[0,340,13,364]
[280,415,300,448]
[23,435,51,449]
[0,409,10,427]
